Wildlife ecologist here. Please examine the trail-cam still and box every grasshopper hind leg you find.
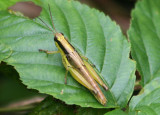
[83,60,109,91]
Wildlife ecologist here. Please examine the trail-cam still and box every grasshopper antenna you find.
[37,17,55,34]
[48,4,57,33]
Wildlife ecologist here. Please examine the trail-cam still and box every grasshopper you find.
[38,5,108,105]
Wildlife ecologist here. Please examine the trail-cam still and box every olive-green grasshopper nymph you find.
[38,5,109,105]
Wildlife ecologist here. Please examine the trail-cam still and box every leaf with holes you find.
[0,0,136,108]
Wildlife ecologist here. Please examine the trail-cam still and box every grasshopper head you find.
[54,33,64,42]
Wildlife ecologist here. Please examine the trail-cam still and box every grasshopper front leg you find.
[39,49,60,54]
[39,49,70,85]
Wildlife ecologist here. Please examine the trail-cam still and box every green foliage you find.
[128,0,160,86]
[129,77,160,113]
[104,109,127,115]
[76,107,108,115]
[130,104,160,115]
[0,0,160,114]
[29,96,75,115]
[128,0,160,114]
[30,96,108,115]
[0,0,135,108]
[0,63,40,106]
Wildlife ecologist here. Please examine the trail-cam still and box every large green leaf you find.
[128,0,160,114]
[129,77,160,114]
[0,0,136,108]
[128,0,160,86]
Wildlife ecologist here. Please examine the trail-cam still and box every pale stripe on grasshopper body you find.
[38,5,108,106]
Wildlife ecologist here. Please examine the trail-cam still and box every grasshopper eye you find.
[60,33,64,35]
[54,36,58,41]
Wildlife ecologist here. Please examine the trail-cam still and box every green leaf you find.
[104,109,127,115]
[129,104,160,115]
[128,0,160,114]
[29,96,75,115]
[128,0,160,86]
[129,77,160,113]
[0,42,12,62]
[0,0,136,108]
